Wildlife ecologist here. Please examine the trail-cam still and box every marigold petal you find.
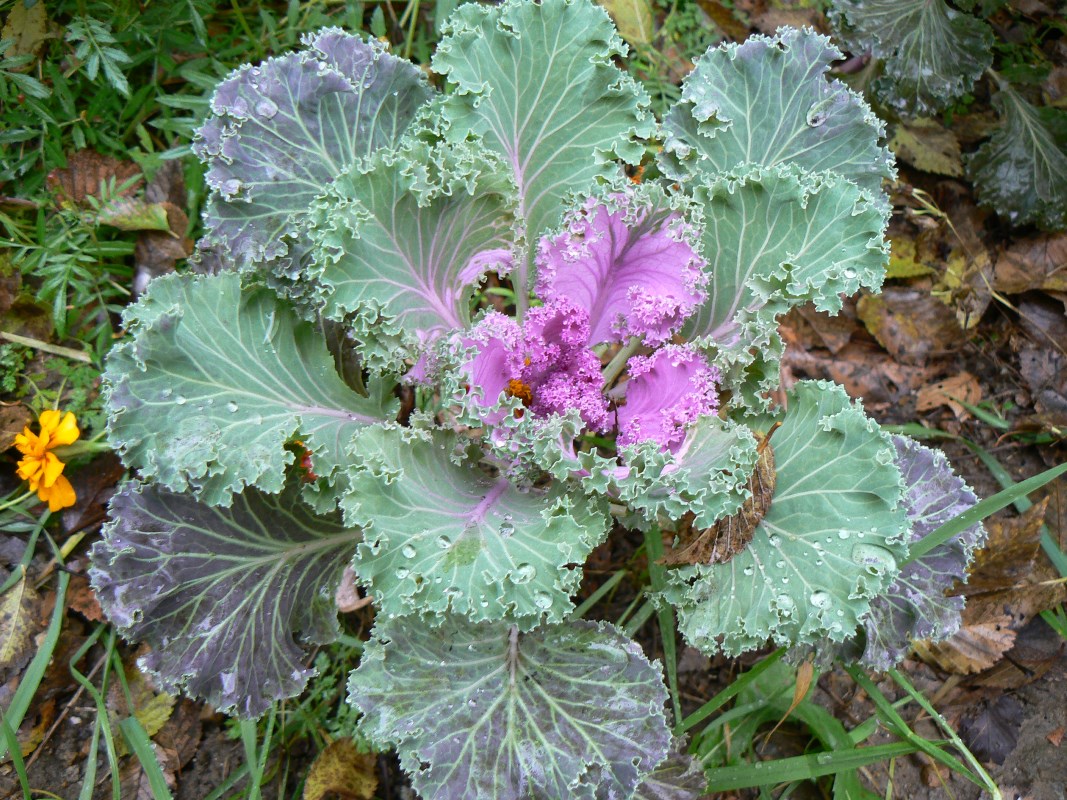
[17,455,45,485]
[37,409,62,438]
[13,428,44,457]
[37,474,76,511]
[48,412,80,447]
[40,451,66,488]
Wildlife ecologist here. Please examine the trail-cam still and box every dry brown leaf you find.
[0,569,44,683]
[596,0,654,46]
[695,0,750,40]
[961,499,1049,598]
[46,150,141,205]
[0,404,33,449]
[119,741,178,800]
[913,614,1016,674]
[994,233,1067,295]
[1047,727,1065,747]
[916,372,982,419]
[855,287,965,365]
[303,738,378,800]
[66,573,104,622]
[889,119,963,177]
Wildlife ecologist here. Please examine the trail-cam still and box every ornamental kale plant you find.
[88,1,989,795]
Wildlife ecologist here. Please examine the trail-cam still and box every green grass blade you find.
[0,713,31,798]
[905,461,1067,564]
[703,742,918,791]
[676,649,785,735]
[644,528,681,726]
[572,569,626,619]
[119,717,174,799]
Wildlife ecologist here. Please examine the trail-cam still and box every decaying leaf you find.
[660,432,776,567]
[0,568,44,683]
[889,119,963,177]
[913,613,1016,674]
[596,0,654,46]
[47,150,141,204]
[886,237,936,279]
[856,287,965,365]
[303,738,379,800]
[915,372,982,419]
[994,232,1067,294]
[133,162,192,293]
[66,573,104,622]
[1,0,50,61]
[0,404,33,449]
[960,694,1024,764]
[94,197,173,232]
[107,660,176,755]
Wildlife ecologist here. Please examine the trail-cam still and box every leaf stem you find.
[601,336,642,387]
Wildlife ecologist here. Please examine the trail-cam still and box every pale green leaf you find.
[661,28,894,201]
[831,0,993,117]
[967,85,1067,230]
[106,271,397,507]
[658,381,909,656]
[90,480,362,717]
[432,0,654,290]
[344,426,610,629]
[349,617,670,800]
[307,139,516,368]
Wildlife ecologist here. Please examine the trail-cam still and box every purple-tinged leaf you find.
[433,0,654,294]
[536,190,706,346]
[616,345,720,452]
[855,435,986,669]
[307,139,516,369]
[90,480,361,717]
[194,29,431,269]
[350,617,670,799]
[634,737,708,800]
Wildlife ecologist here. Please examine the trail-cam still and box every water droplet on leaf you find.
[512,563,536,584]
[401,545,417,559]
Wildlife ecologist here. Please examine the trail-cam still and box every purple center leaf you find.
[616,345,721,451]
[536,195,707,347]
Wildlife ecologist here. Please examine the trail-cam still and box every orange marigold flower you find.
[12,409,80,511]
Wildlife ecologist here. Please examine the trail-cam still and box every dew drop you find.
[221,178,242,196]
[806,96,834,127]
[401,545,417,559]
[776,593,795,610]
[837,529,851,540]
[254,97,279,119]
[396,567,410,579]
[767,534,781,547]
[160,388,172,399]
[743,566,754,576]
[843,267,857,280]
[436,535,452,549]
[512,563,536,584]
[175,396,187,405]
[499,521,515,538]
[775,560,785,569]
[227,401,239,413]
[810,590,831,609]
[816,753,833,765]
[533,591,553,609]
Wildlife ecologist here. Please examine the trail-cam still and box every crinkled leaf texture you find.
[633,737,708,800]
[854,435,986,669]
[306,139,516,368]
[658,382,909,656]
[344,426,610,629]
[831,0,993,117]
[90,479,361,717]
[432,0,654,291]
[681,165,888,401]
[612,416,759,530]
[194,29,431,269]
[106,271,396,507]
[661,27,894,201]
[967,86,1067,230]
[349,617,670,799]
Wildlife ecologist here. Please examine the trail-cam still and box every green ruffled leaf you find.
[831,0,993,117]
[344,426,610,629]
[967,85,1067,230]
[661,28,894,201]
[612,416,759,530]
[432,0,654,289]
[307,139,517,369]
[683,164,889,348]
[349,617,670,799]
[106,272,397,506]
[194,29,431,269]
[90,480,361,717]
[658,381,909,657]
